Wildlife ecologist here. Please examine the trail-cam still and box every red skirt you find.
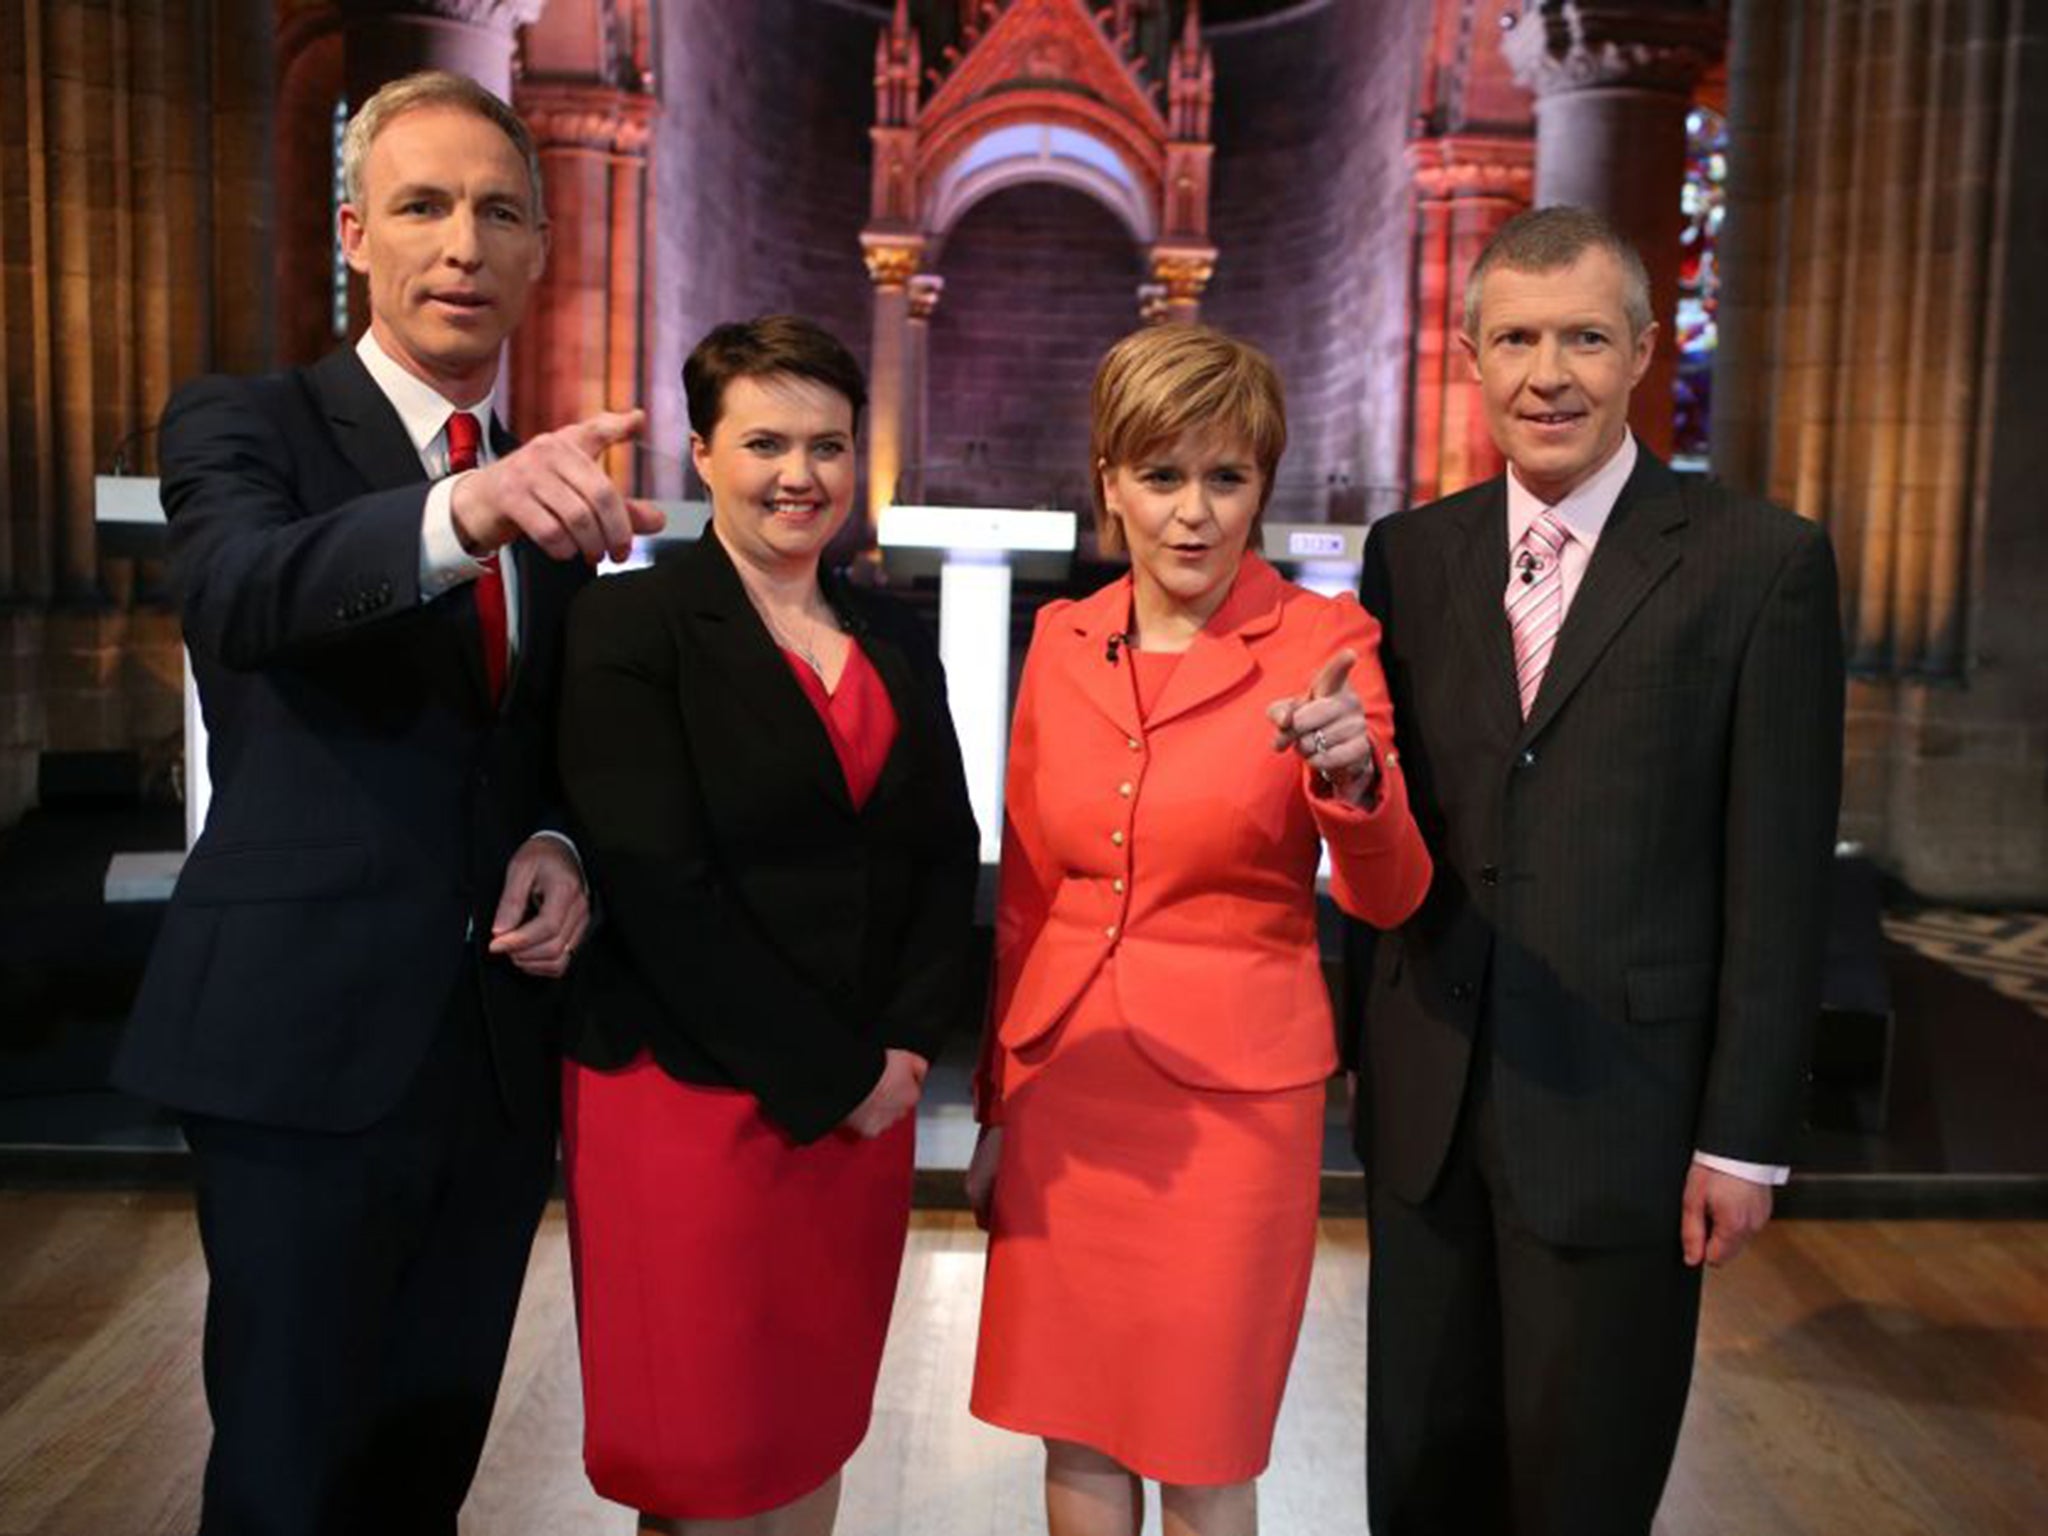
[562,1056,914,1519]
[971,964,1325,1484]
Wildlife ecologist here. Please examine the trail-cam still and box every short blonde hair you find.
[1089,324,1287,555]
[342,70,544,219]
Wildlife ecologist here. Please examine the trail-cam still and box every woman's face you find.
[1102,426,1264,627]
[692,372,857,575]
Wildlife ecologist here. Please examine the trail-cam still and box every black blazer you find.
[558,531,981,1144]
[1348,451,1845,1247]
[116,347,587,1133]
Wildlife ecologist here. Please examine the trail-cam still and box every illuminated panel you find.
[879,506,1078,864]
[879,504,1076,554]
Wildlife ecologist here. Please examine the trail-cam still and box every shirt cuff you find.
[1693,1151,1789,1186]
[527,829,584,880]
[419,473,491,598]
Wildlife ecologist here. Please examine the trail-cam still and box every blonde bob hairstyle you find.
[1089,324,1287,557]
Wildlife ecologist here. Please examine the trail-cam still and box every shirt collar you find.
[1505,430,1638,552]
[354,330,501,459]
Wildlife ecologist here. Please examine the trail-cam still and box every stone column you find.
[1408,134,1534,503]
[509,84,655,470]
[860,235,922,524]
[336,0,537,102]
[903,274,943,505]
[1148,244,1215,325]
[1502,2,1722,459]
[276,0,542,368]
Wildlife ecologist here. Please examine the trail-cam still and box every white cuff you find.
[528,829,584,880]
[419,473,491,598]
[1693,1151,1790,1186]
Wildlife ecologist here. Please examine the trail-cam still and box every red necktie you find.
[445,410,508,705]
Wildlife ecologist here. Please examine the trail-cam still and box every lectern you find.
[877,505,1077,863]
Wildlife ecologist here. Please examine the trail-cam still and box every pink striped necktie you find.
[1505,509,1569,719]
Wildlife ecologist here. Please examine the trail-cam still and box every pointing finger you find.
[1308,648,1357,701]
[561,408,647,459]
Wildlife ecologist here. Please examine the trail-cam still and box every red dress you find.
[563,643,908,1520]
[971,646,1328,1484]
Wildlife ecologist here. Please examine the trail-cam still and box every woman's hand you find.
[842,1048,928,1138]
[1266,647,1380,804]
[965,1125,1004,1231]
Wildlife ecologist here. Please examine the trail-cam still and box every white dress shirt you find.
[355,333,577,875]
[354,331,520,662]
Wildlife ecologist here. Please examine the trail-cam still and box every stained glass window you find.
[332,100,350,339]
[1673,106,1726,469]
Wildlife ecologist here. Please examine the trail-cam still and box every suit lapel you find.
[1142,555,1283,730]
[310,348,433,494]
[310,347,497,709]
[675,534,853,814]
[852,611,923,814]
[1440,481,1523,735]
[1518,453,1689,745]
[1056,577,1144,741]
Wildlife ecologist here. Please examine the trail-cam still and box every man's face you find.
[339,105,546,403]
[1460,247,1655,504]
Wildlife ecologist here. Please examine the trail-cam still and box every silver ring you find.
[1311,729,1330,756]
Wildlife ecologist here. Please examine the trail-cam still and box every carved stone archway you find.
[859,0,1216,517]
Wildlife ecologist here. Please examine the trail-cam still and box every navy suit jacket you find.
[117,346,587,1132]
[1348,452,1845,1246]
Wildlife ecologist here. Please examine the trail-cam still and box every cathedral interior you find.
[0,6,2044,1531]
[0,3,2044,1144]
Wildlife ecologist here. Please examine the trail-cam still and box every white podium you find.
[877,505,1077,863]
[95,476,198,901]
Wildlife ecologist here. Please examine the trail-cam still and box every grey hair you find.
[341,70,544,219]
[1462,204,1653,338]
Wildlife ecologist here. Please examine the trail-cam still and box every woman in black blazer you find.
[556,316,979,1536]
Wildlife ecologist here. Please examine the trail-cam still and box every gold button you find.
[1118,781,1133,797]
[1126,737,1141,751]
[1111,829,1125,846]
[1112,877,1125,894]
[1105,924,1119,940]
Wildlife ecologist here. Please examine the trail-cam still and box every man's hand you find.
[486,836,590,978]
[450,408,665,565]
[1266,647,1379,804]
[1680,1162,1774,1267]
[843,1048,928,1139]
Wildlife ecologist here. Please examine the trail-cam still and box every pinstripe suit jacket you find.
[1347,451,1845,1247]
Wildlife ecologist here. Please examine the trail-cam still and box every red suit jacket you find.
[979,555,1432,1116]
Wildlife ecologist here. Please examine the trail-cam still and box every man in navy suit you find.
[117,71,658,1535]
[1350,206,1844,1535]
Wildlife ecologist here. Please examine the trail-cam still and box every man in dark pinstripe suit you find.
[1348,206,1844,1536]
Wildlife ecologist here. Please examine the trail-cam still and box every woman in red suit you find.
[557,316,979,1535]
[967,325,1432,1536]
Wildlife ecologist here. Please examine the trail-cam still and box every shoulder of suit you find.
[1270,574,1373,643]
[165,365,298,423]
[839,580,937,655]
[1372,478,1496,546]
[1681,475,1826,555]
[567,563,667,644]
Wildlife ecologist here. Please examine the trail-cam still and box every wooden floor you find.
[0,1195,2043,1535]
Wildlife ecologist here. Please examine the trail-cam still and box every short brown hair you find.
[1089,324,1287,555]
[684,316,869,441]
[1463,204,1652,338]
[342,71,544,219]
